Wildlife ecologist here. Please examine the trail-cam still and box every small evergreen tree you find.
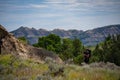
[59,38,73,60]
[72,38,83,57]
[92,35,120,66]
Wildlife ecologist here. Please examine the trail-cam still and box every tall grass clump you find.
[0,54,48,80]
[35,57,65,80]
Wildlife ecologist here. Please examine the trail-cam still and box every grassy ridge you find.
[0,54,120,80]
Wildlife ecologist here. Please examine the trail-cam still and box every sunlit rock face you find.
[0,25,62,64]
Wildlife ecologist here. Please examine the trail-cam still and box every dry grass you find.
[0,54,120,80]
[64,64,120,80]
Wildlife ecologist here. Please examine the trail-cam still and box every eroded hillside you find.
[0,25,62,63]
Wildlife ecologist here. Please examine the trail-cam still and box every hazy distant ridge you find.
[11,24,120,46]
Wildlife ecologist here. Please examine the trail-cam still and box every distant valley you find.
[11,24,120,46]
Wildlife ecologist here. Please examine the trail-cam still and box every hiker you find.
[84,49,91,63]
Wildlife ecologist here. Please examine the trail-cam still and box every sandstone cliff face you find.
[0,25,62,63]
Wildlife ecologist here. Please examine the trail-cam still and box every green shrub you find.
[73,54,84,64]
[18,37,29,44]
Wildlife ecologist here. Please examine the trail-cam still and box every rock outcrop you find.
[0,25,62,63]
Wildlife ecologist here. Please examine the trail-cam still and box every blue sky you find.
[0,0,120,31]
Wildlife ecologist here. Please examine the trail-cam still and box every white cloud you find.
[29,4,48,8]
[45,0,77,3]
[0,0,120,31]
[1,0,119,13]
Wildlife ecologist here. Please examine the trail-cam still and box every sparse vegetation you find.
[18,36,29,44]
[0,54,48,80]
[0,54,120,80]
